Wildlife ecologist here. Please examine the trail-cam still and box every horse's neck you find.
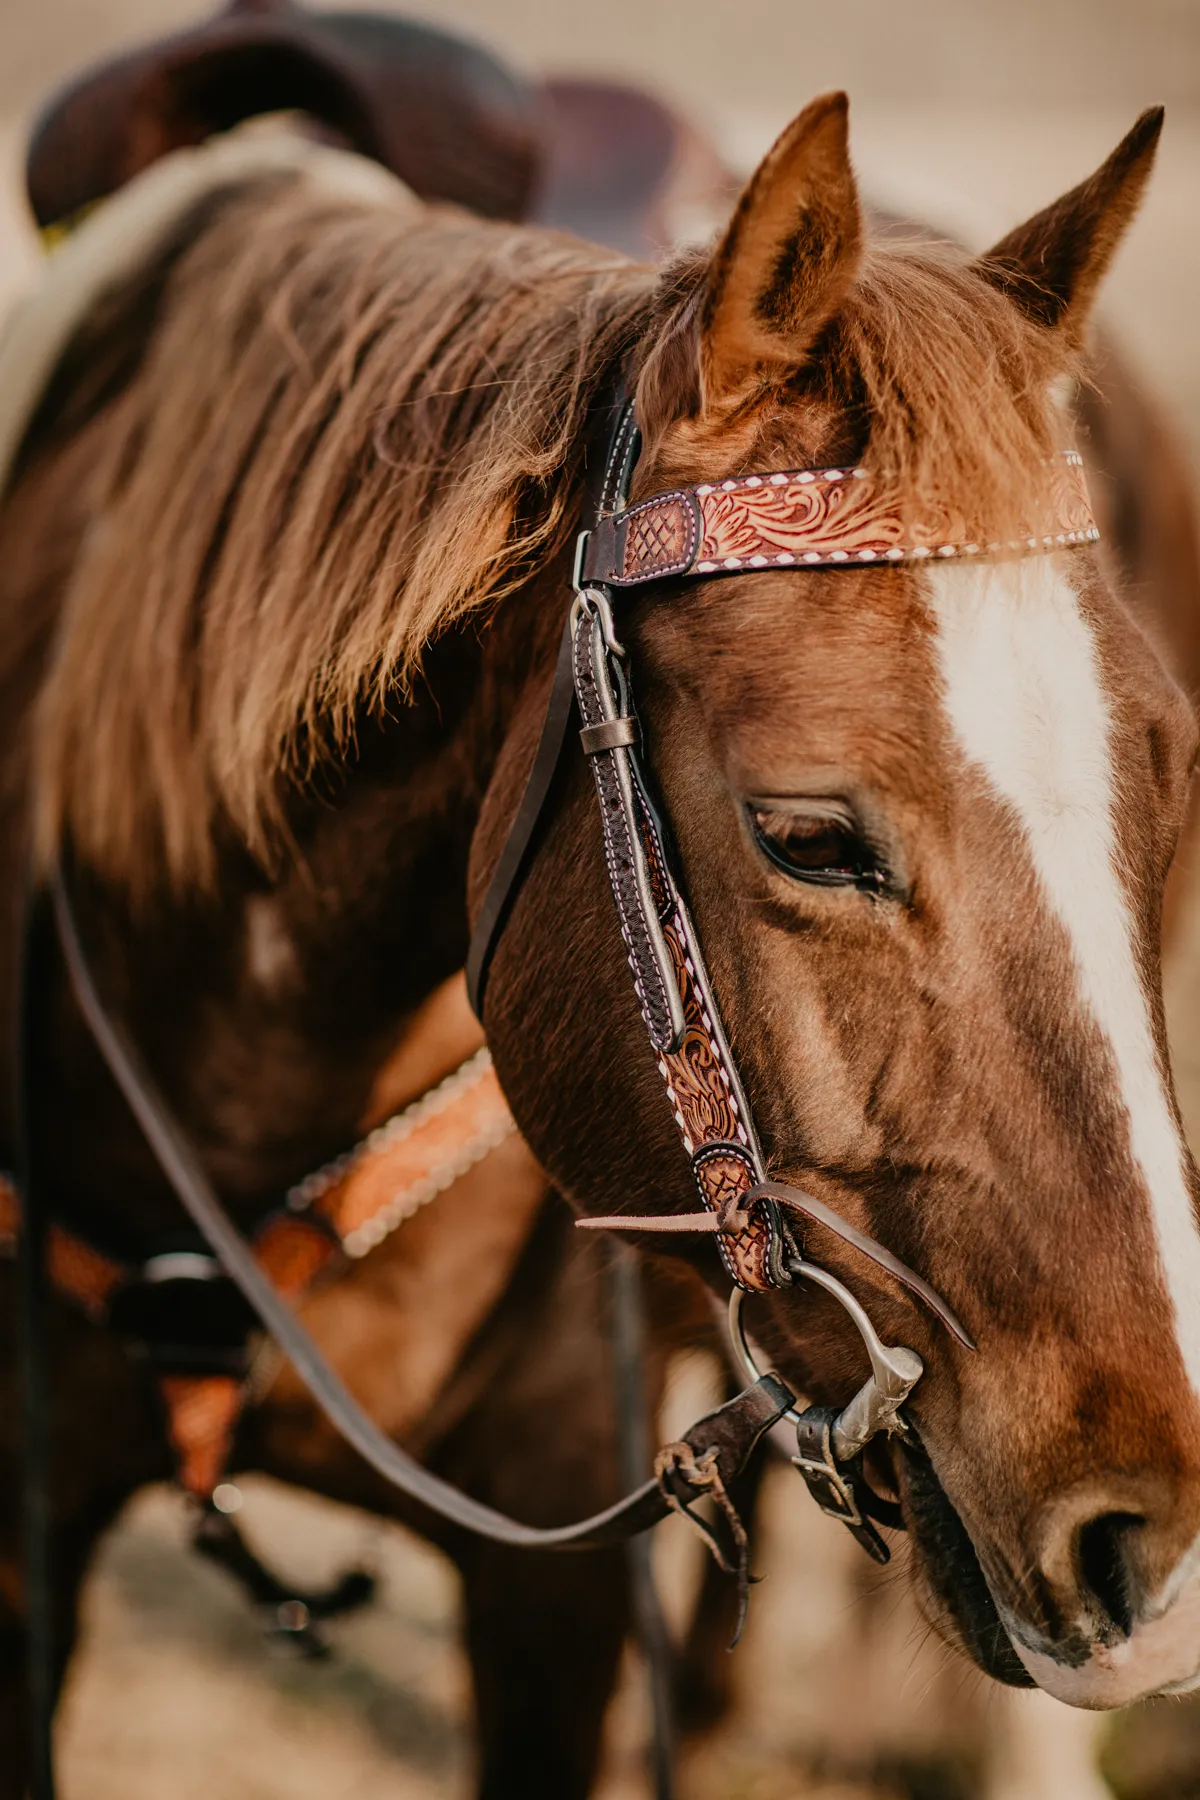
[16,566,556,1246]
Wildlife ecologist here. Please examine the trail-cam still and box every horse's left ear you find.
[699,91,863,411]
[976,107,1163,343]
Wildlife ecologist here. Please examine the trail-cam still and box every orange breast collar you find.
[0,975,519,1497]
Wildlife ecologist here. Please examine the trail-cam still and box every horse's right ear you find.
[975,107,1163,344]
[699,92,863,413]
[27,0,542,229]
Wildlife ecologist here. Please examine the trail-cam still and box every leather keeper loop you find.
[580,716,639,756]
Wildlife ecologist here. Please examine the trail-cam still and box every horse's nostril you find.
[1076,1511,1144,1637]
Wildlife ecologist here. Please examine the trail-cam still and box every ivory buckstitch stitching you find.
[614,491,699,581]
[600,401,639,515]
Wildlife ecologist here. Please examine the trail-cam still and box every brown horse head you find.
[18,75,1197,1711]
[484,97,1200,1708]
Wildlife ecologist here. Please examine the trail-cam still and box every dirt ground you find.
[2,1,1199,1796]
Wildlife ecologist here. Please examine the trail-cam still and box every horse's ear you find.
[976,107,1163,343]
[700,92,862,411]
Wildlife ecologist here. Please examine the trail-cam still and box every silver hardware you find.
[141,1251,221,1284]
[570,582,626,660]
[571,529,590,595]
[728,1258,924,1462]
[728,1285,804,1425]
[792,1411,868,1525]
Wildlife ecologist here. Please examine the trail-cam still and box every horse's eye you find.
[750,804,886,893]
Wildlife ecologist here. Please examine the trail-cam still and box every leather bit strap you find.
[579,450,1097,585]
[570,597,788,1292]
[571,602,686,1055]
[792,1406,889,1564]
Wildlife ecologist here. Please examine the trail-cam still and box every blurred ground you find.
[54,1417,1106,1800]
[2,1,1199,1796]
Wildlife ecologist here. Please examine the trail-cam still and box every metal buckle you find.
[790,1405,890,1563]
[727,1256,924,1561]
[791,1406,862,1522]
[569,579,625,660]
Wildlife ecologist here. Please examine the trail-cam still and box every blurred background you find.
[5,0,1200,464]
[2,2,1198,1796]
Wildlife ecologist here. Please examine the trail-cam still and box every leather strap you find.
[751,1180,973,1347]
[570,595,791,1291]
[571,605,686,1054]
[2,1037,521,1499]
[579,715,638,755]
[14,884,57,1800]
[575,1177,973,1349]
[579,450,1098,586]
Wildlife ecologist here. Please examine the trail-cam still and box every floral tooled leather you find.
[657,918,747,1152]
[698,469,919,566]
[693,455,1097,570]
[654,913,774,1290]
[600,452,1097,582]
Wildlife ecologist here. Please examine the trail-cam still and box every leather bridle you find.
[466,389,1098,1535]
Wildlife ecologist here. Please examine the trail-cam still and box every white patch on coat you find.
[925,555,1200,1399]
[244,895,299,993]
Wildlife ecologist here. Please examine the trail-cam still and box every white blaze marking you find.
[926,557,1200,1395]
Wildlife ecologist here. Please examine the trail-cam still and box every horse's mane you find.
[23,172,1065,898]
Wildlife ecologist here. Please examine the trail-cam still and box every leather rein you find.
[34,394,1098,1573]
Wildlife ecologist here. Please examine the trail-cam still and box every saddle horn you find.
[26,0,543,229]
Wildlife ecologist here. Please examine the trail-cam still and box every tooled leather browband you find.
[579,449,1097,586]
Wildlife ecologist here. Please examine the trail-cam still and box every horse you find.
[3,34,1200,1796]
